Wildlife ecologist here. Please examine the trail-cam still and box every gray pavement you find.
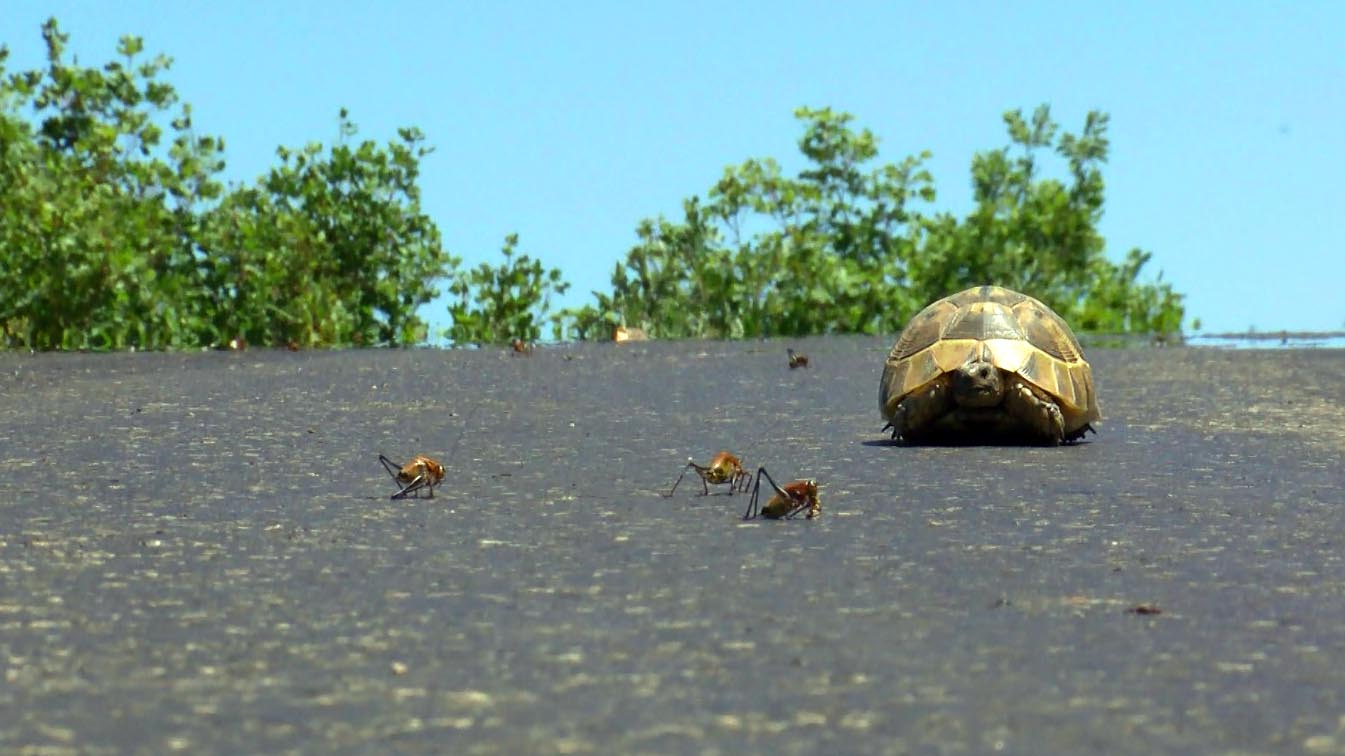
[2,339,1344,754]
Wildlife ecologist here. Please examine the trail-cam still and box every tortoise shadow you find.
[859,436,1095,449]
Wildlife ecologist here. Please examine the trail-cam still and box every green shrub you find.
[564,105,1186,339]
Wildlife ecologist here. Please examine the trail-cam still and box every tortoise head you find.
[951,345,1005,408]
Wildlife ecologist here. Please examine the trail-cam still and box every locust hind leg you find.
[379,455,404,482]
[745,468,793,520]
[742,468,775,519]
[743,473,760,519]
[391,474,429,500]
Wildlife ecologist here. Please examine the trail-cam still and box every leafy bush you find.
[916,107,1184,334]
[2,19,1187,350]
[446,233,569,345]
[564,105,1186,339]
[0,21,225,349]
[198,111,456,347]
[0,20,455,349]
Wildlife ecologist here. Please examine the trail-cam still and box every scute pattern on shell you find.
[880,285,1100,440]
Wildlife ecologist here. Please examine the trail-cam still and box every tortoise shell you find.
[879,285,1100,443]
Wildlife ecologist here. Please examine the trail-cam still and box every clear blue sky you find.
[7,2,1343,335]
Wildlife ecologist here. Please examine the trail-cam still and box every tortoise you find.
[879,285,1100,444]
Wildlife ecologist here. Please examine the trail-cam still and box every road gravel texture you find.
[1,339,1343,754]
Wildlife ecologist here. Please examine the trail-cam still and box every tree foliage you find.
[1,20,225,349]
[446,233,570,345]
[567,105,1185,339]
[916,106,1183,333]
[198,111,454,347]
[0,19,455,349]
[2,19,1186,351]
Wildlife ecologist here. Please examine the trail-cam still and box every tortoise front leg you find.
[886,375,955,441]
[1064,422,1096,443]
[1003,379,1066,445]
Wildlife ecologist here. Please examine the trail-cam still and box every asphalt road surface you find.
[2,339,1343,754]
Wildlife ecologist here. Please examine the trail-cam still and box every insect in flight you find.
[664,451,752,497]
[378,454,446,500]
[787,348,809,369]
[742,467,821,520]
